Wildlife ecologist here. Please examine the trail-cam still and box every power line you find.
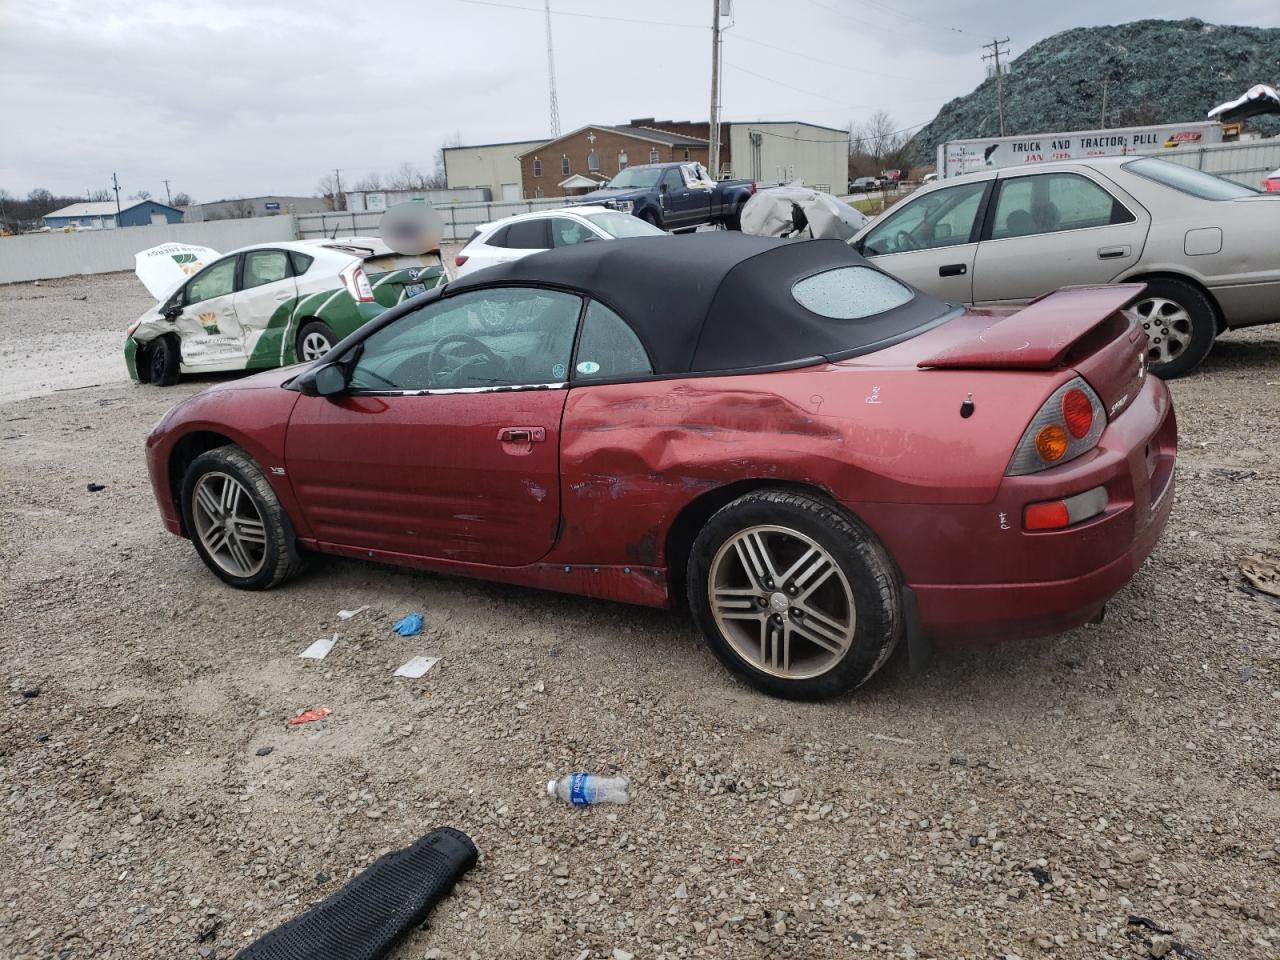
[724,61,872,109]
[732,33,954,86]
[745,120,931,144]
[454,0,704,30]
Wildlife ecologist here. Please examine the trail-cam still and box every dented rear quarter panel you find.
[556,358,1055,570]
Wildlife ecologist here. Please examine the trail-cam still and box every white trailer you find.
[936,121,1224,179]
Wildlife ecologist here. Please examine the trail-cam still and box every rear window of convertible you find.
[791,266,915,319]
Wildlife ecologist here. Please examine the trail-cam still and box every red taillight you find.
[454,254,469,267]
[1024,501,1070,530]
[1062,388,1093,438]
[340,263,376,302]
[750,181,757,194]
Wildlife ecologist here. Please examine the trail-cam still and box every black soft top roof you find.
[447,233,947,375]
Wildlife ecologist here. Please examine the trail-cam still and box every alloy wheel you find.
[300,331,332,362]
[708,524,856,680]
[191,471,267,578]
[1127,297,1193,366]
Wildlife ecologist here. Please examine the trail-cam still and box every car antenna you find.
[330,222,340,240]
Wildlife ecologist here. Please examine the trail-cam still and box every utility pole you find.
[545,0,561,137]
[981,37,1011,137]
[162,179,172,205]
[111,172,122,225]
[708,0,722,178]
[333,168,343,210]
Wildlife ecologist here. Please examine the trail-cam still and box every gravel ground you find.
[1,273,1278,960]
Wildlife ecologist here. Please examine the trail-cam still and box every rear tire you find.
[181,445,303,590]
[296,320,337,363]
[1126,277,1216,379]
[687,489,901,701]
[149,334,181,386]
[725,200,746,231]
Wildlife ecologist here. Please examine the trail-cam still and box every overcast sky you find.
[2,0,1277,202]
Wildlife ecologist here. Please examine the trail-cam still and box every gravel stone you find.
[0,274,1277,959]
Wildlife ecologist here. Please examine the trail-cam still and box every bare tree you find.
[27,188,55,214]
[384,162,429,191]
[315,173,347,211]
[849,111,914,178]
[427,133,463,189]
[353,172,384,191]
[87,189,111,202]
[172,192,192,207]
[132,189,152,201]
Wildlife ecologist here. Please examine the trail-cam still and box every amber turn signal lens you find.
[1035,424,1069,462]
[1062,388,1093,438]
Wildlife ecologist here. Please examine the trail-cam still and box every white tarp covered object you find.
[740,182,870,242]
[134,242,220,299]
[1208,83,1280,124]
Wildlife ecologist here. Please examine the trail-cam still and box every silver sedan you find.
[850,156,1280,377]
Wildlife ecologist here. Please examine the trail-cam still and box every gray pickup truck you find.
[572,162,757,231]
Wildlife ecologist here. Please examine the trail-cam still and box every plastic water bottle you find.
[546,773,632,806]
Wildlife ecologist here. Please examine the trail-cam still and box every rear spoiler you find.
[918,284,1146,371]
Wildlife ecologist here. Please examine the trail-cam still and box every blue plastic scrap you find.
[393,613,424,637]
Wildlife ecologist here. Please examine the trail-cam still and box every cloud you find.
[1,0,1276,198]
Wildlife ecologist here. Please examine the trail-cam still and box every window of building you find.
[533,157,542,177]
[683,148,690,160]
[649,147,660,163]
[587,150,600,172]
[561,155,570,176]
[618,150,628,170]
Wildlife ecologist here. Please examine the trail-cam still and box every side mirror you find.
[659,182,668,193]
[297,362,350,398]
[162,303,183,320]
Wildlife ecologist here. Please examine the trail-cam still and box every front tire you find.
[687,489,901,700]
[296,320,337,363]
[1125,277,1217,379]
[149,334,181,386]
[181,445,303,590]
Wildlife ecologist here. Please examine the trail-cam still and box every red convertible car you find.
[145,235,1176,700]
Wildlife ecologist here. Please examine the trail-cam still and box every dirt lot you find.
[1,272,1277,960]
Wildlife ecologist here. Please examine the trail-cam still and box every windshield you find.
[1124,158,1258,200]
[584,211,666,238]
[605,167,663,190]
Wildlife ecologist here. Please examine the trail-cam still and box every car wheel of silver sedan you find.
[1124,277,1216,379]
[688,489,902,700]
[181,445,303,590]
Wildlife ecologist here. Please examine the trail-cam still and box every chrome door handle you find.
[497,426,546,443]
[1098,246,1130,259]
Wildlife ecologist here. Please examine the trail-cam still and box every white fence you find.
[0,216,296,285]
[297,198,572,243]
[1158,138,1280,189]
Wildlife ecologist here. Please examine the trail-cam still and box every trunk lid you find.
[918,284,1149,419]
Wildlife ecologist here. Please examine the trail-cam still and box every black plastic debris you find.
[21,687,40,698]
[235,827,477,960]
[1029,866,1052,886]
[1127,916,1174,936]
[87,483,106,492]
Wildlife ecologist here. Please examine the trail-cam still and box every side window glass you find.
[486,225,509,248]
[290,252,314,275]
[187,257,237,304]
[991,173,1131,240]
[662,169,683,192]
[860,181,985,255]
[241,250,289,290]
[550,218,593,247]
[573,301,652,380]
[504,220,548,250]
[349,288,581,392]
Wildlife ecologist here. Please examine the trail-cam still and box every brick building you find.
[519,122,714,198]
[446,117,849,199]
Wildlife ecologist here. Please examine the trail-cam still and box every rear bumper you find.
[873,374,1177,646]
